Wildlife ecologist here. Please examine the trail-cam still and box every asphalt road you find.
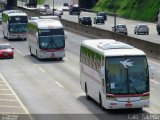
[0,24,160,119]
[17,0,160,45]
[1,0,159,119]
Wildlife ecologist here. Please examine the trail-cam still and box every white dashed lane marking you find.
[55,81,64,88]
[151,79,159,85]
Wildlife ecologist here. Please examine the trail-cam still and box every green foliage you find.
[37,0,45,4]
[93,0,160,22]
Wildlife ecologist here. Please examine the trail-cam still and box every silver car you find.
[112,24,128,35]
[134,24,149,35]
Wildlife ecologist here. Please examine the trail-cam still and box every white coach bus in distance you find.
[39,16,60,21]
[2,10,28,40]
[27,19,65,60]
[80,39,151,109]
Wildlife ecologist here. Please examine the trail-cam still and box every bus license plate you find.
[125,103,132,107]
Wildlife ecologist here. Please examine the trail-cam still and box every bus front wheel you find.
[30,47,33,56]
[36,51,39,59]
[85,83,90,100]
[99,94,105,110]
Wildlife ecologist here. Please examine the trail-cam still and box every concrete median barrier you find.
[14,6,160,60]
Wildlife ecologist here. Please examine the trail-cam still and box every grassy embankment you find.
[37,0,45,4]
[93,0,160,22]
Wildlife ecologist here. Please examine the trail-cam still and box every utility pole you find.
[113,0,116,32]
[53,0,54,15]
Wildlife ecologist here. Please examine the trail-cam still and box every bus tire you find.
[30,47,33,56]
[3,31,6,38]
[85,83,90,100]
[99,94,105,110]
[7,33,10,40]
[36,51,39,59]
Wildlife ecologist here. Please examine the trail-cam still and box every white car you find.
[62,3,69,11]
[29,16,39,21]
[112,24,128,35]
[38,6,46,12]
[45,9,53,15]
[56,8,63,15]
[54,10,62,18]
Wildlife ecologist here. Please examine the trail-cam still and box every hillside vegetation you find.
[93,0,160,22]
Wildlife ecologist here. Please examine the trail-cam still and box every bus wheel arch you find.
[99,93,105,110]
[85,83,90,100]
[30,46,33,56]
[36,50,39,59]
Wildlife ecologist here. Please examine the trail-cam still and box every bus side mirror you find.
[149,65,154,79]
[100,66,105,80]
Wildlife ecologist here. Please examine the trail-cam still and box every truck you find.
[25,0,37,8]
[156,10,160,35]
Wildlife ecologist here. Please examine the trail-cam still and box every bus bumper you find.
[103,99,149,109]
[8,33,27,40]
[38,50,65,59]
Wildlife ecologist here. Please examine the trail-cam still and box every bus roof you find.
[2,10,27,16]
[81,39,146,57]
[39,16,60,21]
[30,19,63,29]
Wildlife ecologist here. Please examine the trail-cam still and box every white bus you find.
[39,16,60,21]
[80,39,150,109]
[27,19,65,60]
[2,10,28,40]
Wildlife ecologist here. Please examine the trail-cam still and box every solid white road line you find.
[151,79,159,85]
[16,49,23,56]
[38,67,46,73]
[0,72,29,114]
[55,81,64,88]
[0,105,22,108]
[148,60,160,66]
[0,99,17,102]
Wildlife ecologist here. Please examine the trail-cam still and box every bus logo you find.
[120,59,133,68]
[15,17,21,21]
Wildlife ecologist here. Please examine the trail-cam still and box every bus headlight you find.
[141,95,150,100]
[106,96,117,101]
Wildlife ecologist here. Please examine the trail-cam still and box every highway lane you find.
[27,0,160,44]
[18,0,160,45]
[0,24,160,119]
[62,11,160,44]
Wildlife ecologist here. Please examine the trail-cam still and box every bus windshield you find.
[39,35,65,49]
[106,56,149,94]
[38,29,64,36]
[9,23,27,33]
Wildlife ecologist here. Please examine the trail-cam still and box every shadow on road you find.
[76,96,150,120]
[24,55,66,64]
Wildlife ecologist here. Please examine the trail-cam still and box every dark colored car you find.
[44,4,50,10]
[0,43,14,59]
[112,24,128,35]
[25,0,37,8]
[94,16,105,24]
[69,4,80,15]
[97,12,107,21]
[134,24,149,35]
[63,2,69,7]
[79,16,92,26]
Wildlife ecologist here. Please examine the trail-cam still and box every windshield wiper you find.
[47,39,58,49]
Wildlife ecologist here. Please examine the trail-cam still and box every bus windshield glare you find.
[9,23,27,33]
[106,56,149,94]
[39,36,65,49]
